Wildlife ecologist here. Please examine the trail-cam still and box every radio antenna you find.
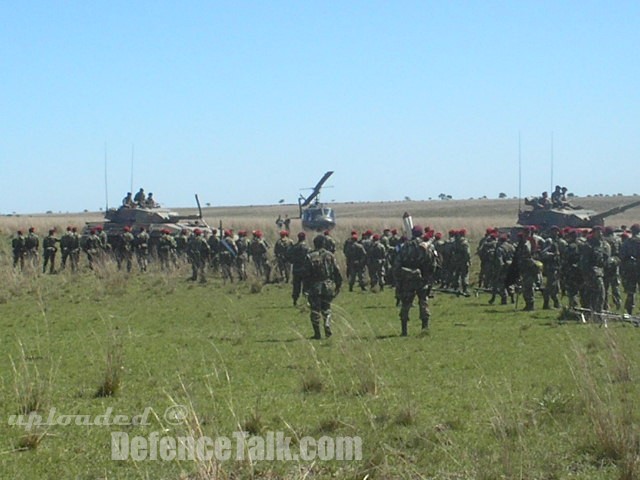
[104,142,109,211]
[550,132,554,194]
[518,132,522,212]
[130,144,135,194]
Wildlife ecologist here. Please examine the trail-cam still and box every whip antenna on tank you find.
[518,132,522,213]
[550,132,554,194]
[130,144,135,195]
[104,142,109,211]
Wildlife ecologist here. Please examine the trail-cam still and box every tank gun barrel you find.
[590,199,640,222]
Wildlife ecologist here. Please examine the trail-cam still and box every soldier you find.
[301,234,343,339]
[144,192,158,208]
[60,227,74,270]
[235,230,250,281]
[323,230,336,254]
[219,230,238,282]
[274,230,293,283]
[176,229,190,260]
[342,230,358,280]
[489,234,515,305]
[287,232,309,306]
[367,234,387,291]
[207,229,220,272]
[477,228,497,289]
[603,226,622,310]
[579,226,610,313]
[514,228,540,311]
[25,227,40,269]
[562,229,583,308]
[134,227,150,272]
[540,226,562,309]
[12,230,26,270]
[393,225,437,336]
[187,228,210,282]
[344,233,367,292]
[249,230,271,282]
[620,224,640,314]
[116,226,135,272]
[83,228,102,270]
[283,215,291,232]
[122,192,134,207]
[42,229,59,274]
[451,229,471,296]
[158,229,177,271]
[551,185,563,208]
[133,188,145,207]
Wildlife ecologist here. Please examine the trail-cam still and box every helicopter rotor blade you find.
[300,171,333,207]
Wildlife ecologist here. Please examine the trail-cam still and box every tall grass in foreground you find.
[570,329,640,480]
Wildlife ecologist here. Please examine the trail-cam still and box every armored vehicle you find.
[84,195,212,249]
[517,198,640,230]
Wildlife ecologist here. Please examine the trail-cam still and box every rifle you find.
[560,307,640,327]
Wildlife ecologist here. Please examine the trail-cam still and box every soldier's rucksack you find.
[398,239,423,269]
[308,251,332,281]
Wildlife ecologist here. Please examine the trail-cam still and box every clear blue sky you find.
[1,1,638,214]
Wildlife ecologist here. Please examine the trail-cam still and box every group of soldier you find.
[476,224,640,315]
[8,219,640,338]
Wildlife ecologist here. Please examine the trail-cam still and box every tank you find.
[83,195,212,248]
[517,198,640,230]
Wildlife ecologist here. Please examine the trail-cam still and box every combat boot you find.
[488,295,496,305]
[523,302,534,311]
[421,317,430,331]
[401,319,408,337]
[543,300,550,310]
[324,326,332,338]
[312,325,321,340]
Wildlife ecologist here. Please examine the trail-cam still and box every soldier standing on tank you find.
[287,232,309,306]
[135,227,150,272]
[42,229,59,274]
[187,228,210,282]
[579,226,610,313]
[134,188,145,207]
[12,230,26,270]
[620,224,640,314]
[301,235,343,339]
[393,225,437,336]
[603,226,622,310]
[274,230,293,283]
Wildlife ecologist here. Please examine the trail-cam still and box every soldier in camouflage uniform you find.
[342,230,358,279]
[207,229,220,273]
[301,235,343,339]
[158,229,177,271]
[562,229,582,308]
[116,226,135,272]
[514,228,540,311]
[620,224,640,314]
[175,229,190,261]
[579,226,610,313]
[345,234,367,292]
[219,230,238,282]
[60,227,75,271]
[249,230,271,282]
[42,229,59,274]
[274,231,293,283]
[440,230,457,288]
[451,229,471,295]
[25,227,40,269]
[235,231,250,281]
[287,232,309,306]
[393,225,437,336]
[323,230,336,254]
[489,234,515,305]
[135,227,150,272]
[12,230,26,270]
[83,228,102,270]
[603,226,622,310]
[187,228,210,282]
[477,228,497,288]
[540,226,563,309]
[366,234,387,291]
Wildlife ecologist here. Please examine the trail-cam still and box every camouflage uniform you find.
[579,228,610,313]
[366,235,387,291]
[12,231,26,270]
[562,231,583,308]
[187,230,210,282]
[301,235,343,339]
[175,230,190,260]
[235,232,250,281]
[42,231,59,274]
[158,231,177,271]
[489,236,515,305]
[620,226,640,314]
[393,227,437,336]
[603,228,622,310]
[207,230,220,272]
[219,232,238,282]
[477,231,496,288]
[83,230,102,270]
[451,231,471,295]
[135,228,150,272]
[514,232,539,311]
[25,229,40,269]
[323,232,336,254]
[274,233,294,283]
[117,228,135,272]
[287,233,309,306]
[60,228,77,271]
[249,232,271,282]
[345,237,367,292]
[540,231,562,309]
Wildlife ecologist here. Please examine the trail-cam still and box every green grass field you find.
[1,197,640,479]
[1,260,639,479]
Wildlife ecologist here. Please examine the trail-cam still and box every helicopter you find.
[298,171,336,231]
